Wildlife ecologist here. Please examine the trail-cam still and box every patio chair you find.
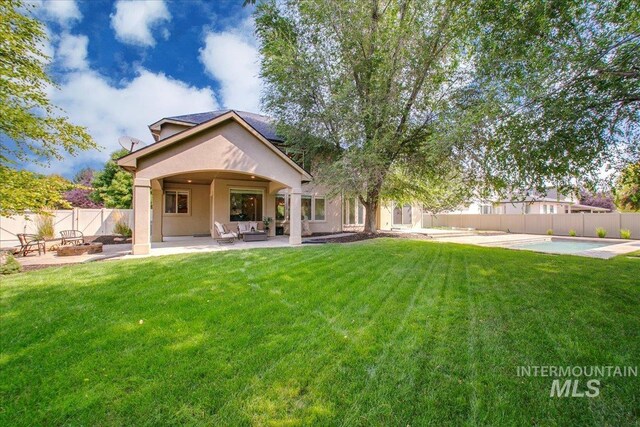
[214,222,237,244]
[60,230,85,246]
[237,221,259,237]
[16,234,46,256]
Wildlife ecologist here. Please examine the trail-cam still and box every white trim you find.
[313,195,326,222]
[392,202,412,226]
[275,192,327,223]
[343,197,365,226]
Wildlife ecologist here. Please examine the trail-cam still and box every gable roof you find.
[118,110,311,181]
[149,110,284,143]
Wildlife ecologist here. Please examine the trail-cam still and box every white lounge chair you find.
[237,221,259,237]
[214,222,237,244]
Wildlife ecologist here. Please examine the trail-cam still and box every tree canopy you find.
[0,0,96,215]
[614,162,640,212]
[64,168,103,209]
[91,150,133,209]
[255,0,638,228]
[0,168,73,216]
[464,0,639,197]
[256,0,474,229]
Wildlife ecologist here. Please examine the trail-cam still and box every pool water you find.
[510,239,618,254]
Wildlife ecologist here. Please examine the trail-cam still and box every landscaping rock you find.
[57,242,103,257]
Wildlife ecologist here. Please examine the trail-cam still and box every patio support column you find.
[132,177,151,255]
[289,187,302,245]
[151,179,163,242]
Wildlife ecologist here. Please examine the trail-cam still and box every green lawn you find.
[1,239,639,425]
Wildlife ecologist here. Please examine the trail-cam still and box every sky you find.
[21,0,262,178]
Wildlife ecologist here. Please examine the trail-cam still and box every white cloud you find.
[199,18,263,113]
[110,0,171,47]
[57,33,88,70]
[29,0,82,26]
[38,68,219,174]
[36,25,55,61]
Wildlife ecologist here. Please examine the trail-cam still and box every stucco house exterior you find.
[118,110,402,254]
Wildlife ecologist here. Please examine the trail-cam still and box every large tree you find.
[614,162,640,212]
[256,0,474,231]
[255,0,638,229]
[91,149,133,209]
[64,168,103,209]
[461,0,639,197]
[0,0,95,215]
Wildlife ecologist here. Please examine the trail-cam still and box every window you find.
[348,198,356,224]
[275,193,326,222]
[314,197,325,221]
[402,204,412,224]
[276,195,286,221]
[542,204,548,214]
[230,189,263,221]
[549,205,555,214]
[393,204,402,224]
[302,195,312,220]
[164,190,189,214]
[344,198,365,225]
[524,204,531,214]
[393,203,412,224]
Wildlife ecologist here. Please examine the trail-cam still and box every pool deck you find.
[431,233,640,259]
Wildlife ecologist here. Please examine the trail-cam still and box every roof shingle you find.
[167,110,284,143]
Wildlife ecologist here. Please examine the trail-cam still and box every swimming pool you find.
[508,238,621,255]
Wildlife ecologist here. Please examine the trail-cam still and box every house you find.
[453,188,611,215]
[119,110,404,254]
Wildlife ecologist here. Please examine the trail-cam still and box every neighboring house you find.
[118,110,408,254]
[454,188,611,215]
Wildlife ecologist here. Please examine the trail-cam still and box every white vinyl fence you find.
[422,213,640,239]
[0,209,137,248]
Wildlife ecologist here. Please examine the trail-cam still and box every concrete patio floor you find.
[16,234,353,268]
[124,235,295,259]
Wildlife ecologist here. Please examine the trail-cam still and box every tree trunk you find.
[362,197,379,233]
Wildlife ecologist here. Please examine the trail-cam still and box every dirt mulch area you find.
[306,232,432,244]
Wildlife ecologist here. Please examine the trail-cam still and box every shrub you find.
[596,227,607,238]
[35,213,55,240]
[620,229,631,239]
[112,211,132,237]
[568,229,577,237]
[546,229,553,235]
[1,252,22,275]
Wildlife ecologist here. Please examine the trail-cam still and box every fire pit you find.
[56,242,103,257]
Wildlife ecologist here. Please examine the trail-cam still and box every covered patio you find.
[133,235,293,258]
[118,111,312,255]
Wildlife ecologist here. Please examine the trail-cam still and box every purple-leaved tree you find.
[64,168,102,208]
[580,190,616,211]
